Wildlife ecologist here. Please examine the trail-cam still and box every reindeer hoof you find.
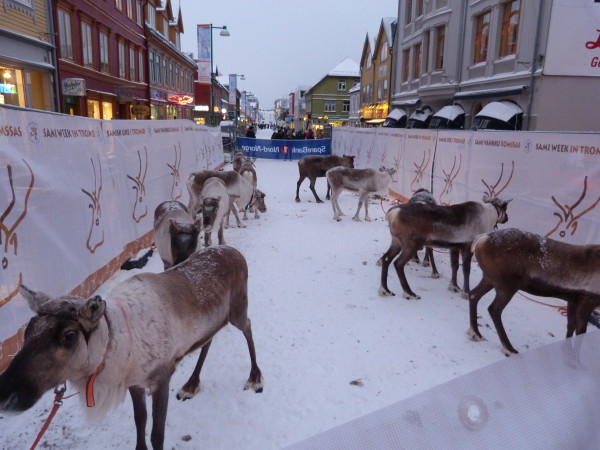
[402,292,420,300]
[244,378,264,393]
[317,200,324,204]
[460,291,469,300]
[295,198,300,203]
[176,385,200,401]
[422,261,430,268]
[501,347,518,357]
[431,273,440,279]
[352,217,361,222]
[467,328,484,342]
[365,217,372,222]
[375,259,383,267]
[448,284,461,293]
[378,287,394,297]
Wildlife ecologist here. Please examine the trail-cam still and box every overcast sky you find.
[179,0,399,109]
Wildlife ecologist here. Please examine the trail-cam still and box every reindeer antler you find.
[1,161,34,255]
[481,161,515,198]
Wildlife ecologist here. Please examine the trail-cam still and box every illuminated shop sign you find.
[0,84,17,94]
[193,105,209,111]
[168,95,194,105]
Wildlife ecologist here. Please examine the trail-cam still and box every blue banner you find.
[236,138,331,160]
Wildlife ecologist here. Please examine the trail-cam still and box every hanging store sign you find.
[62,78,86,96]
[168,95,194,105]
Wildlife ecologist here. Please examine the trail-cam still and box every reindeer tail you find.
[471,233,490,254]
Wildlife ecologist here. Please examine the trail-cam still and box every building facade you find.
[0,0,58,112]
[391,0,600,131]
[305,57,360,130]
[360,17,396,126]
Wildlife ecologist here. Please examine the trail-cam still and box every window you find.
[115,0,122,11]
[402,49,410,81]
[383,79,388,100]
[405,0,413,24]
[342,101,350,113]
[324,100,336,113]
[155,53,161,83]
[129,47,135,80]
[162,58,167,86]
[57,9,73,59]
[169,62,174,88]
[99,32,109,72]
[175,31,180,50]
[423,30,430,73]
[474,11,491,64]
[127,0,133,18]
[416,0,424,17]
[118,41,126,78]
[377,80,383,101]
[414,43,422,79]
[149,50,155,82]
[147,3,155,28]
[175,65,179,89]
[138,50,144,82]
[163,18,169,37]
[366,51,372,69]
[380,41,388,62]
[136,0,142,26]
[81,23,93,66]
[500,0,521,57]
[338,79,347,91]
[434,25,445,70]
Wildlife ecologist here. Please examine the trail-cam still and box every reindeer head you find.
[1,160,34,307]
[126,148,148,223]
[546,176,600,239]
[81,155,105,254]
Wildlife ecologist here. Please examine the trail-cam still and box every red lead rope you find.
[29,384,78,450]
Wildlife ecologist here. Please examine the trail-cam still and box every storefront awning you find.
[407,107,433,129]
[383,108,407,128]
[428,104,465,129]
[473,101,523,130]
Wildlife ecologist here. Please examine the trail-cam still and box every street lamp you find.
[210,25,230,126]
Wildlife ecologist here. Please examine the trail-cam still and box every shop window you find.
[57,9,73,59]
[87,99,101,119]
[102,102,113,120]
[324,101,336,113]
[499,0,521,57]
[474,11,491,64]
[0,67,23,107]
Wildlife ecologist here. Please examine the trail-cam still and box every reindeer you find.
[1,160,34,307]
[326,167,396,222]
[81,155,105,254]
[546,176,600,238]
[153,200,201,270]
[199,177,229,246]
[232,151,246,172]
[295,154,355,203]
[239,158,265,220]
[468,228,600,356]
[126,148,148,223]
[378,194,511,299]
[0,247,264,450]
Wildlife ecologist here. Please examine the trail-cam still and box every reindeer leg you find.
[378,242,401,295]
[129,386,148,450]
[426,248,440,279]
[217,220,226,245]
[573,298,597,336]
[352,196,364,222]
[393,246,421,300]
[326,181,331,200]
[229,199,245,228]
[566,301,577,338]
[150,377,171,450]
[467,278,494,342]
[487,288,519,356]
[177,340,213,400]
[448,248,461,292]
[460,247,474,299]
[309,177,323,203]
[229,313,263,393]
[295,175,306,202]
[330,190,342,221]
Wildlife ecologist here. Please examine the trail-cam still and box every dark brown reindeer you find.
[295,154,355,203]
[468,228,600,356]
[378,193,511,299]
[127,147,148,223]
[1,160,34,307]
[439,154,462,205]
[546,176,600,239]
[167,142,183,201]
[0,246,263,450]
[81,155,105,254]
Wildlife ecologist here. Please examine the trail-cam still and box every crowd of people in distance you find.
[243,123,325,140]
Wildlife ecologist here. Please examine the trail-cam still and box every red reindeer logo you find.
[127,147,148,223]
[1,160,34,307]
[168,142,183,200]
[410,149,431,192]
[546,176,600,239]
[481,161,515,199]
[438,154,463,205]
[81,155,105,254]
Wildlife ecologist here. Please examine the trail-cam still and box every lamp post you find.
[209,24,230,126]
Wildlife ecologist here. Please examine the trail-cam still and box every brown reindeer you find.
[468,228,600,356]
[0,246,263,450]
[546,176,600,239]
[295,154,355,203]
[81,155,105,254]
[1,160,34,307]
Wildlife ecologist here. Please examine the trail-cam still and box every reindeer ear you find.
[19,285,51,312]
[80,295,106,328]
[482,193,491,203]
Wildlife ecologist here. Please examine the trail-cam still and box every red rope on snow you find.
[29,385,79,450]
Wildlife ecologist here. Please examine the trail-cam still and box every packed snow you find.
[0,137,574,449]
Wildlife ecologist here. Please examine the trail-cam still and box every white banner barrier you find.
[332,128,600,245]
[0,107,223,363]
